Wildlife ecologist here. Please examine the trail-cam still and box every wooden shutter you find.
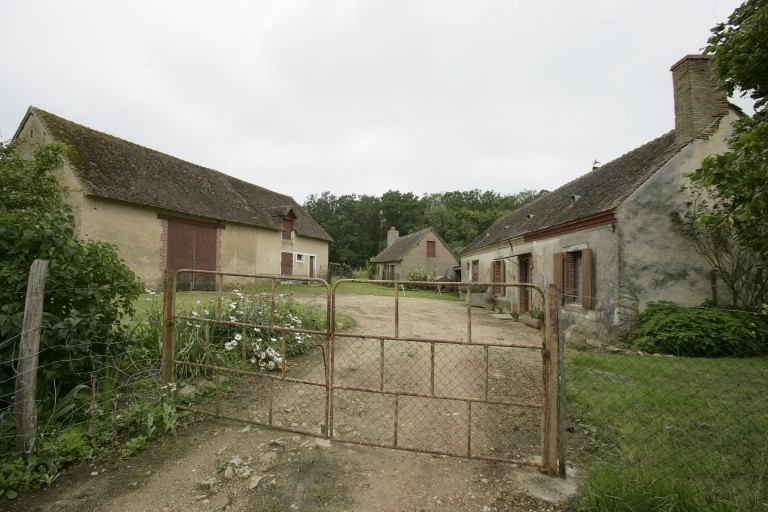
[427,241,436,257]
[552,252,563,304]
[582,249,594,309]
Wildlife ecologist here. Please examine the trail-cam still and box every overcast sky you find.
[1,1,754,204]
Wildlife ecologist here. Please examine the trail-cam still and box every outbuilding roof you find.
[371,228,457,263]
[22,107,332,241]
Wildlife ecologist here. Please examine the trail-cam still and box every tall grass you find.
[568,351,768,511]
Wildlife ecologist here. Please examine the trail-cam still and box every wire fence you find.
[0,290,168,489]
[564,302,768,510]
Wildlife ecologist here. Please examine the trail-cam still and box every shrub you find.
[633,301,768,357]
[170,290,321,380]
[406,268,436,289]
[0,141,143,409]
[328,262,353,279]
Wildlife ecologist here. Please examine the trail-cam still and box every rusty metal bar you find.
[281,331,287,378]
[394,280,400,339]
[484,345,489,400]
[204,323,211,366]
[160,271,176,386]
[466,400,472,457]
[268,377,274,426]
[331,331,542,350]
[328,435,541,467]
[332,384,542,409]
[379,339,385,391]
[466,282,472,343]
[240,326,247,371]
[393,394,399,447]
[175,404,321,437]
[174,361,326,387]
[430,342,435,396]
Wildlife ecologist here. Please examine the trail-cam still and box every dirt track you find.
[9,295,578,512]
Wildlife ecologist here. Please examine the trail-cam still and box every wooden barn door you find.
[167,217,217,291]
[280,252,293,277]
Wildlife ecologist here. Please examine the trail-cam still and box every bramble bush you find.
[632,301,768,357]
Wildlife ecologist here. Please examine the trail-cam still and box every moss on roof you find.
[29,107,331,241]
[461,130,683,254]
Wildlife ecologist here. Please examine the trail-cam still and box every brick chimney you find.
[671,54,730,146]
[387,227,399,247]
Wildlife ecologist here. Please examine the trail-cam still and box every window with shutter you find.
[427,240,436,257]
[554,248,593,309]
[492,260,505,296]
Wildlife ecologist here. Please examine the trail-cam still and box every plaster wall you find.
[399,234,458,278]
[616,112,738,323]
[78,197,164,284]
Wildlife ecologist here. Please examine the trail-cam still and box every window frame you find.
[553,248,593,310]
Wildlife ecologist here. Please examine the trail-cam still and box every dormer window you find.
[282,217,294,240]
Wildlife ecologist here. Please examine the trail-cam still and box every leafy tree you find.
[673,182,767,310]
[304,188,546,267]
[0,141,143,407]
[692,0,768,256]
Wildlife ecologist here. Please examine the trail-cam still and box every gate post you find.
[541,284,559,475]
[161,271,177,386]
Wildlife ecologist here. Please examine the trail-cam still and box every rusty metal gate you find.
[161,271,561,475]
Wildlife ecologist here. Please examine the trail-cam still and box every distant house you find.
[460,55,740,346]
[371,227,459,281]
[13,107,332,289]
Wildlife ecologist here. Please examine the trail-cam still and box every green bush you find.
[633,301,768,357]
[169,290,321,380]
[406,268,436,289]
[0,141,143,409]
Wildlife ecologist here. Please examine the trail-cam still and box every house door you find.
[167,218,217,291]
[309,255,316,278]
[281,252,293,277]
[517,254,531,313]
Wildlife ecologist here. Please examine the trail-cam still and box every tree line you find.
[302,189,547,268]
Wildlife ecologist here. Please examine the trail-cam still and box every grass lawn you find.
[568,351,768,511]
[134,280,460,319]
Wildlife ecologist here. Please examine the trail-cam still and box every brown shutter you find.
[552,252,563,304]
[582,249,594,309]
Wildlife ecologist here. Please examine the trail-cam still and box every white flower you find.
[224,340,238,350]
[250,357,256,364]
[234,333,243,341]
[229,316,237,322]
[196,300,201,304]
[204,310,210,315]
[270,338,277,342]
[267,361,275,370]
[254,328,261,332]
[191,311,198,316]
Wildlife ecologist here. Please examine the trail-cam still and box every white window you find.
[295,253,304,262]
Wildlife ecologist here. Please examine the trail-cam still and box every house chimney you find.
[671,54,730,146]
[387,227,399,247]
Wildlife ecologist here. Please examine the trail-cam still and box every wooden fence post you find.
[14,259,49,456]
[542,284,559,475]
[161,270,177,386]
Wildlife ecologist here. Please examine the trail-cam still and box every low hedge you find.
[633,301,768,357]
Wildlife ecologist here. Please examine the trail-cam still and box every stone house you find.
[371,227,459,281]
[13,107,332,289]
[460,55,740,345]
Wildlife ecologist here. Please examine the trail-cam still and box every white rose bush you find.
[173,290,321,380]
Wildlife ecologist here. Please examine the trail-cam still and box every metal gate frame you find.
[160,270,562,476]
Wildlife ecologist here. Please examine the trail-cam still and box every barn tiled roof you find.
[27,107,332,241]
[461,130,682,254]
[371,228,458,263]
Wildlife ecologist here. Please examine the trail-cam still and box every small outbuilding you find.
[371,227,458,282]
